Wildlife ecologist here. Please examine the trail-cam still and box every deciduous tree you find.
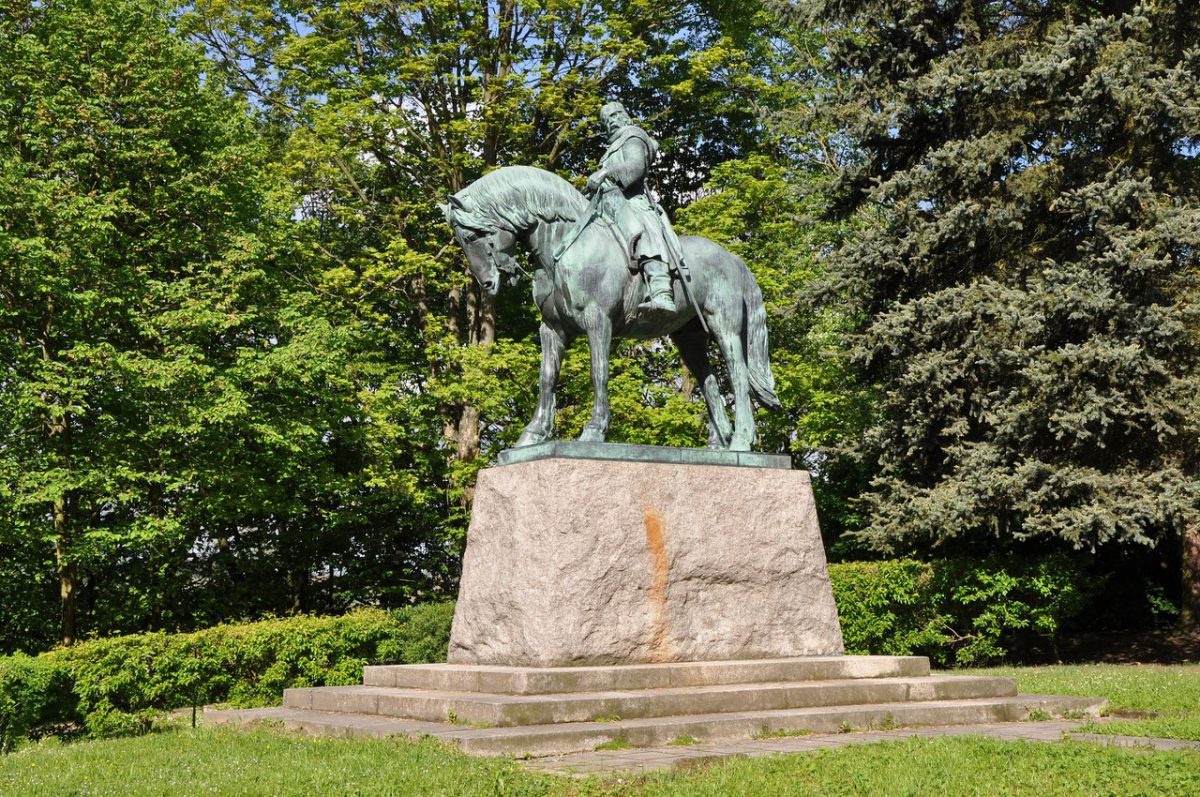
[0,0,287,643]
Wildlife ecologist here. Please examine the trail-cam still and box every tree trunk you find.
[42,298,77,645]
[1182,518,1200,630]
[55,494,77,646]
[287,568,308,615]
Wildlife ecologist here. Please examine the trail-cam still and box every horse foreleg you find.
[715,327,754,452]
[579,305,612,443]
[670,320,731,449]
[516,322,568,448]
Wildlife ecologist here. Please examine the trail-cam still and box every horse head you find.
[443,193,520,296]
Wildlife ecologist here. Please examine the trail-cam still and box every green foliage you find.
[931,557,1097,666]
[830,556,1096,666]
[0,655,76,753]
[798,1,1200,566]
[0,603,454,749]
[0,0,466,648]
[829,560,948,657]
[0,0,287,640]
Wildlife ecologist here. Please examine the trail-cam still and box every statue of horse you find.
[441,165,780,451]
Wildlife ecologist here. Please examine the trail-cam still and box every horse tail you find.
[743,269,782,411]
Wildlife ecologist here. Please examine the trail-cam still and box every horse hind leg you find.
[671,319,731,449]
[516,322,568,447]
[712,318,755,452]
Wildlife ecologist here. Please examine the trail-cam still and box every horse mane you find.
[450,166,587,233]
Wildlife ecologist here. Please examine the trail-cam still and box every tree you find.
[0,0,281,643]
[795,0,1200,621]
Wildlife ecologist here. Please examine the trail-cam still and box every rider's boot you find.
[637,258,675,316]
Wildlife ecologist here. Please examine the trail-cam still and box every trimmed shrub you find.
[0,653,77,751]
[828,560,948,657]
[0,602,454,748]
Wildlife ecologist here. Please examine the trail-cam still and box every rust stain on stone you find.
[643,507,670,662]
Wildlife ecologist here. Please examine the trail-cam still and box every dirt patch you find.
[1053,628,1200,665]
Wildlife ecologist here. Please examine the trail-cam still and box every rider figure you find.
[585,101,680,316]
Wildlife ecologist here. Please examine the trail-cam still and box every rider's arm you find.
[602,138,649,189]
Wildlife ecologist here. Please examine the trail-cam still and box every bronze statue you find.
[442,104,781,451]
[585,100,682,316]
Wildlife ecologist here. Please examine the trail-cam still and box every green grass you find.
[0,728,553,797]
[749,727,814,740]
[975,663,1200,741]
[1,727,1197,797]
[3,664,1199,796]
[667,734,700,746]
[613,737,1200,797]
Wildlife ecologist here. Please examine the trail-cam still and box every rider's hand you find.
[585,170,609,195]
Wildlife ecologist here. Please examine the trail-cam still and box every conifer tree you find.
[795,0,1200,621]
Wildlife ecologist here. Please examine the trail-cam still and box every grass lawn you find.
[975,663,1200,741]
[1,726,1198,797]
[2,663,1198,796]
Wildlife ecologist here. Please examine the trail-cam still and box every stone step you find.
[363,656,930,694]
[208,694,1105,757]
[282,674,1017,727]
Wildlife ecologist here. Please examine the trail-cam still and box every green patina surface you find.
[495,441,792,469]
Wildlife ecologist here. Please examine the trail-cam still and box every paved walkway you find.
[520,720,1200,776]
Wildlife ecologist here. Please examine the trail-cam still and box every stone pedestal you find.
[448,449,845,666]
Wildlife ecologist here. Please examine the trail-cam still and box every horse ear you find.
[449,194,467,211]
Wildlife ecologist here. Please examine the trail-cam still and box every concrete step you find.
[362,656,930,694]
[282,674,1018,727]
[208,693,1106,757]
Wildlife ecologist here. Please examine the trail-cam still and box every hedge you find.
[0,602,454,751]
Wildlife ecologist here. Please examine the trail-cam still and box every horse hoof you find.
[515,430,548,448]
[578,426,606,443]
[729,437,752,452]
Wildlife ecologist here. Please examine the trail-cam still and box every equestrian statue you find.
[441,100,781,452]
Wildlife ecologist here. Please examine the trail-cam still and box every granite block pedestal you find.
[449,446,844,666]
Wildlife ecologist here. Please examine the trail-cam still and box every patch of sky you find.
[1172,137,1199,158]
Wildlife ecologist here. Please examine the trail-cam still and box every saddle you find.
[556,193,681,275]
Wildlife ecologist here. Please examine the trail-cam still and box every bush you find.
[0,654,77,752]
[829,555,1096,667]
[828,560,948,657]
[0,602,454,749]
[929,556,1097,666]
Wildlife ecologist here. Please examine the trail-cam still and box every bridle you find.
[461,225,530,285]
